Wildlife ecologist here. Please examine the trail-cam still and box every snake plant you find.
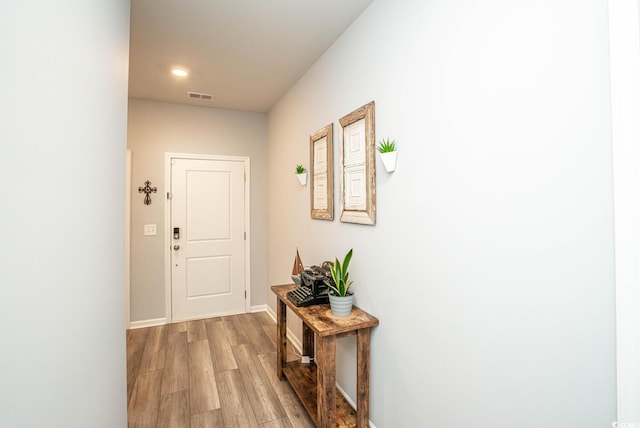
[326,248,353,296]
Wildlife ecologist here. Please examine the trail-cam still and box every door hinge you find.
[167,192,171,200]
[244,290,247,299]
[244,232,246,240]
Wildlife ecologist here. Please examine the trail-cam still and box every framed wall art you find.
[338,101,376,225]
[309,123,334,220]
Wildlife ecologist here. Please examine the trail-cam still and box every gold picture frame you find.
[310,123,334,220]
[338,101,376,225]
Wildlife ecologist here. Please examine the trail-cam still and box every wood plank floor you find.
[127,312,315,428]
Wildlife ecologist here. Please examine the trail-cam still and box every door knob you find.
[173,244,180,250]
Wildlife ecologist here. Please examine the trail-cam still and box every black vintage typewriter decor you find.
[286,262,334,307]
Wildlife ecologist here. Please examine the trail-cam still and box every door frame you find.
[164,152,251,322]
[125,150,132,328]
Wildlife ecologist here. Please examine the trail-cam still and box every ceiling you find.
[128,0,374,113]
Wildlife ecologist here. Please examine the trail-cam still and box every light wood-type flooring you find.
[127,312,315,428]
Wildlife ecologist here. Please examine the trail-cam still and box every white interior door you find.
[170,157,247,321]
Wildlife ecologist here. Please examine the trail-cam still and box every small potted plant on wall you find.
[295,164,307,186]
[325,248,354,317]
[377,138,398,172]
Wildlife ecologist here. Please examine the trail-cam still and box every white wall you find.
[0,1,129,427]
[127,98,268,322]
[267,0,616,426]
[609,0,640,423]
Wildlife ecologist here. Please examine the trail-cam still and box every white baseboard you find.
[250,304,267,313]
[128,307,267,330]
[128,317,167,329]
[265,304,276,321]
[334,383,377,428]
[264,305,303,354]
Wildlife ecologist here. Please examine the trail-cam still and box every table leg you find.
[302,323,314,361]
[357,328,371,428]
[316,335,336,428]
[276,298,287,380]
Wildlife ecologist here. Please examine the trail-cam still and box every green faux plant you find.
[326,248,353,297]
[377,138,397,153]
[295,164,306,174]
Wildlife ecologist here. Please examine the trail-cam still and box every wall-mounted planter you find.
[296,172,308,186]
[379,151,397,172]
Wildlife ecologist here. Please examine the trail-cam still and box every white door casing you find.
[166,154,250,321]
[126,150,132,328]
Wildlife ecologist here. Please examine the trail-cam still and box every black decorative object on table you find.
[286,263,333,307]
[138,180,157,205]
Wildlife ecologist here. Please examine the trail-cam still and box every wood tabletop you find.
[271,284,379,337]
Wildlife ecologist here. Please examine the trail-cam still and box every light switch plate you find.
[144,224,157,236]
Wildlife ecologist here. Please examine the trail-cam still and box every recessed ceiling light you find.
[171,67,188,78]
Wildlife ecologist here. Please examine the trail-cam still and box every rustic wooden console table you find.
[271,284,379,427]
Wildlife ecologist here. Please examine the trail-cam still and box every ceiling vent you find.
[187,91,214,101]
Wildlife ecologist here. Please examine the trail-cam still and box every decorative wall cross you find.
[138,180,157,205]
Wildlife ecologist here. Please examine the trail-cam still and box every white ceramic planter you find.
[296,172,307,186]
[380,151,397,172]
[329,293,354,317]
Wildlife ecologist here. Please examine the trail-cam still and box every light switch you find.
[144,224,157,236]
